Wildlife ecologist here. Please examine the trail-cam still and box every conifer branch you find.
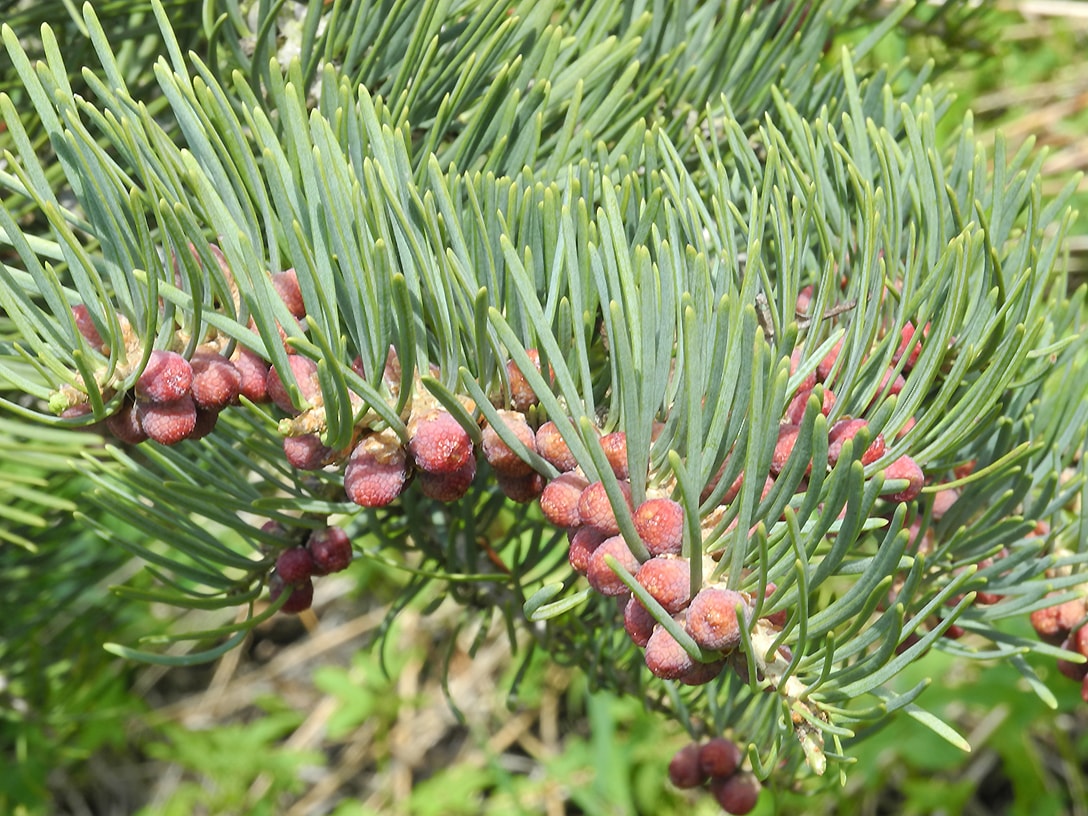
[1,0,1086,798]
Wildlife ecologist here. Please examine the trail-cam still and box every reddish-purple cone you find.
[884,454,924,501]
[283,433,334,470]
[275,546,315,584]
[496,471,545,503]
[771,423,809,476]
[189,407,220,440]
[232,348,271,403]
[633,498,685,556]
[60,403,102,434]
[539,472,589,529]
[585,535,640,597]
[266,355,321,414]
[679,658,726,686]
[345,433,409,508]
[871,367,906,408]
[1030,596,1086,645]
[535,419,579,472]
[577,480,634,536]
[623,597,657,647]
[709,771,761,815]
[816,338,843,382]
[761,583,789,629]
[505,349,544,411]
[136,350,193,403]
[785,386,835,425]
[480,410,535,477]
[416,455,476,501]
[644,624,696,680]
[702,461,746,505]
[893,322,925,370]
[1057,634,1088,682]
[308,527,352,575]
[667,743,708,790]
[568,526,606,573]
[269,572,314,614]
[189,350,242,410]
[105,400,149,444]
[408,409,474,475]
[698,737,742,778]
[600,431,629,479]
[137,396,197,445]
[635,556,691,615]
[271,269,306,318]
[828,417,885,467]
[685,587,749,652]
[72,304,106,352]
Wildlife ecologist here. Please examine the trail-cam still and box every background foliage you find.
[2,1,1087,814]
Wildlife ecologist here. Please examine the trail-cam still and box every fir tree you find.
[2,1,1086,809]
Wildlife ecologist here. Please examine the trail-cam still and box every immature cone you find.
[585,535,640,597]
[870,367,906,408]
[105,400,149,444]
[231,347,271,403]
[1030,596,1086,645]
[535,419,578,472]
[816,338,843,382]
[578,480,634,537]
[136,350,193,403]
[698,737,742,778]
[709,771,761,815]
[702,461,744,505]
[761,583,789,629]
[268,573,314,614]
[931,487,960,521]
[72,304,106,352]
[275,546,315,584]
[827,417,885,467]
[771,423,808,476]
[480,410,535,476]
[189,350,242,410]
[308,527,352,575]
[667,742,708,789]
[266,355,321,414]
[634,497,685,556]
[884,455,924,501]
[496,471,545,503]
[785,386,835,425]
[416,455,477,501]
[137,396,197,445]
[568,526,605,573]
[271,269,306,318]
[600,431,629,479]
[345,431,409,508]
[893,321,926,370]
[635,556,691,615]
[623,597,657,647]
[408,409,474,475]
[539,472,589,529]
[679,658,726,686]
[1056,633,1088,682]
[685,587,749,652]
[283,433,333,470]
[505,348,545,411]
[644,624,696,680]
[189,407,220,440]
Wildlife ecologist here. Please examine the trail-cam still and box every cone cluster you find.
[266,523,354,615]
[667,737,762,814]
[1031,592,1088,700]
